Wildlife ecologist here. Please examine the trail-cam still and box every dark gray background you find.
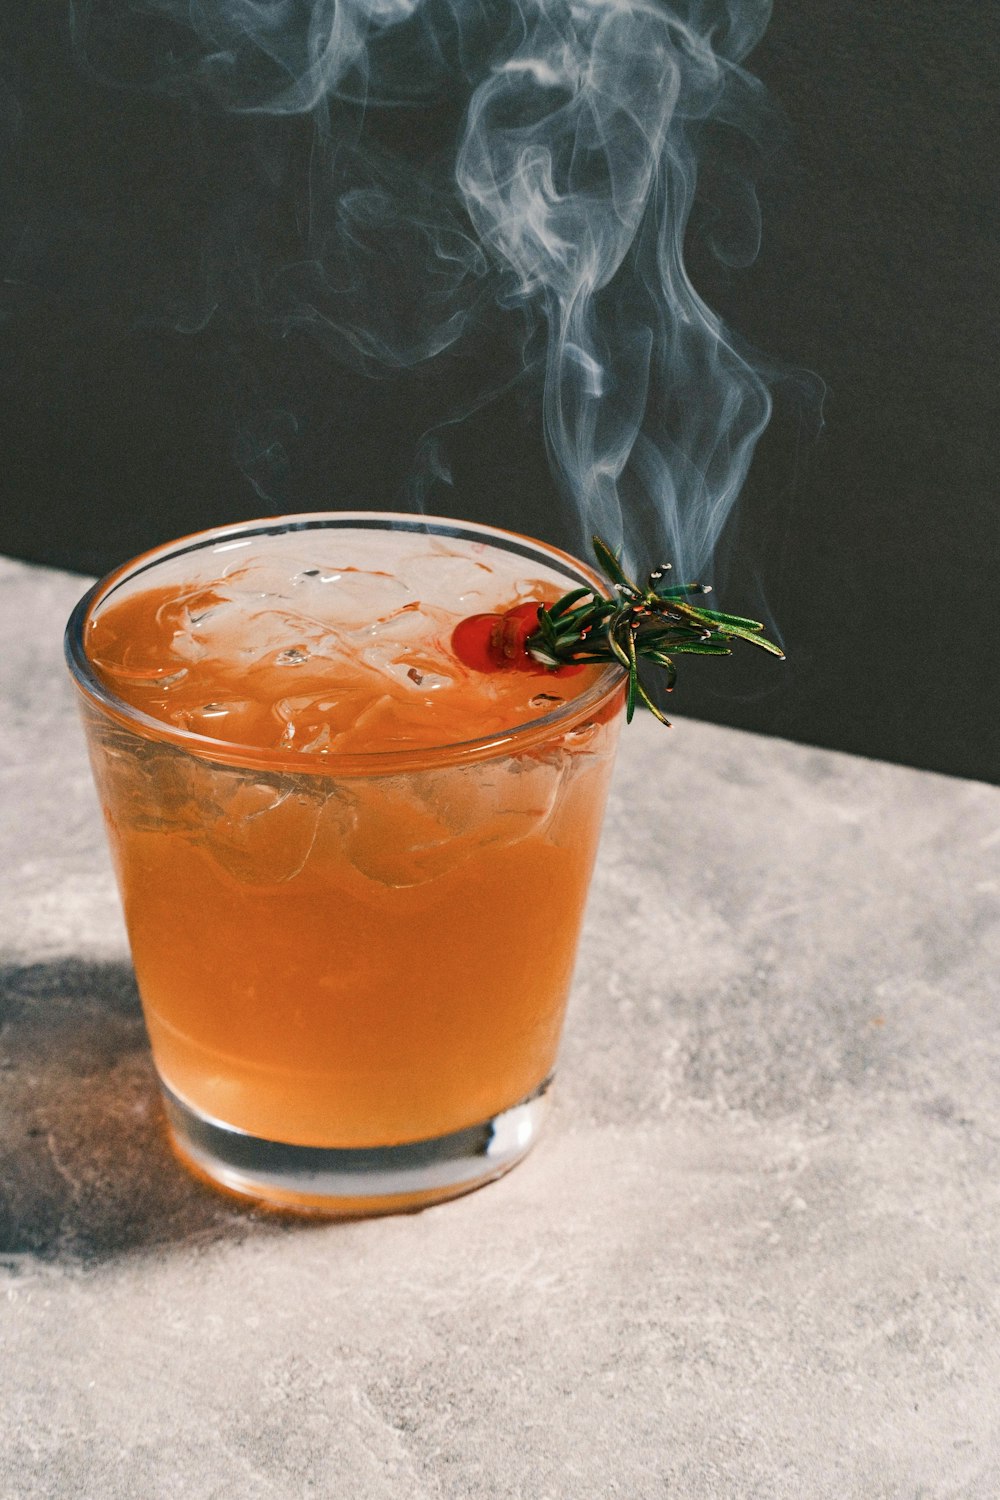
[2,2,997,783]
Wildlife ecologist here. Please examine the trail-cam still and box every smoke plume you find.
[65,0,775,577]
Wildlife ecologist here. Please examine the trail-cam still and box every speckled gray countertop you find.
[2,555,999,1499]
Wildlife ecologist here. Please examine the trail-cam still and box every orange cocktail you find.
[66,514,624,1212]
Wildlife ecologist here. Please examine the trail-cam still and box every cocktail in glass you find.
[65,513,625,1213]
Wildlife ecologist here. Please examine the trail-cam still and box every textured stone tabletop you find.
[2,556,999,1499]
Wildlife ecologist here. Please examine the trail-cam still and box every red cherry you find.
[451,612,503,672]
[502,602,545,629]
[451,600,585,677]
[497,602,547,672]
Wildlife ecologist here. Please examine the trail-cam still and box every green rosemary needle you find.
[525,535,785,725]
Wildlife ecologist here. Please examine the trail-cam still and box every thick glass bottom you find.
[161,1078,551,1216]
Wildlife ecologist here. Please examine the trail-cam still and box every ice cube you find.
[326,693,397,753]
[428,755,564,847]
[396,541,497,609]
[274,692,369,754]
[336,755,566,889]
[86,722,220,836]
[286,564,413,627]
[357,639,457,695]
[300,724,332,754]
[338,776,457,887]
[169,699,258,740]
[168,588,243,662]
[214,556,304,600]
[340,600,454,692]
[325,688,488,751]
[346,600,434,644]
[89,656,189,691]
[201,777,323,884]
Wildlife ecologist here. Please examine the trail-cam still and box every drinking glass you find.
[65,513,625,1213]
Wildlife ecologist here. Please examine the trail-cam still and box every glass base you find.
[161,1078,551,1216]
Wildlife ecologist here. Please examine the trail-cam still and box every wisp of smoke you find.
[71,0,776,577]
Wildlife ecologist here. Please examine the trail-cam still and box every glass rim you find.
[64,510,626,777]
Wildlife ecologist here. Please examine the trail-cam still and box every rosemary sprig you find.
[526,535,784,725]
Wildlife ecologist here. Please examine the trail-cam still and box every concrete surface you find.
[1,555,999,1498]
